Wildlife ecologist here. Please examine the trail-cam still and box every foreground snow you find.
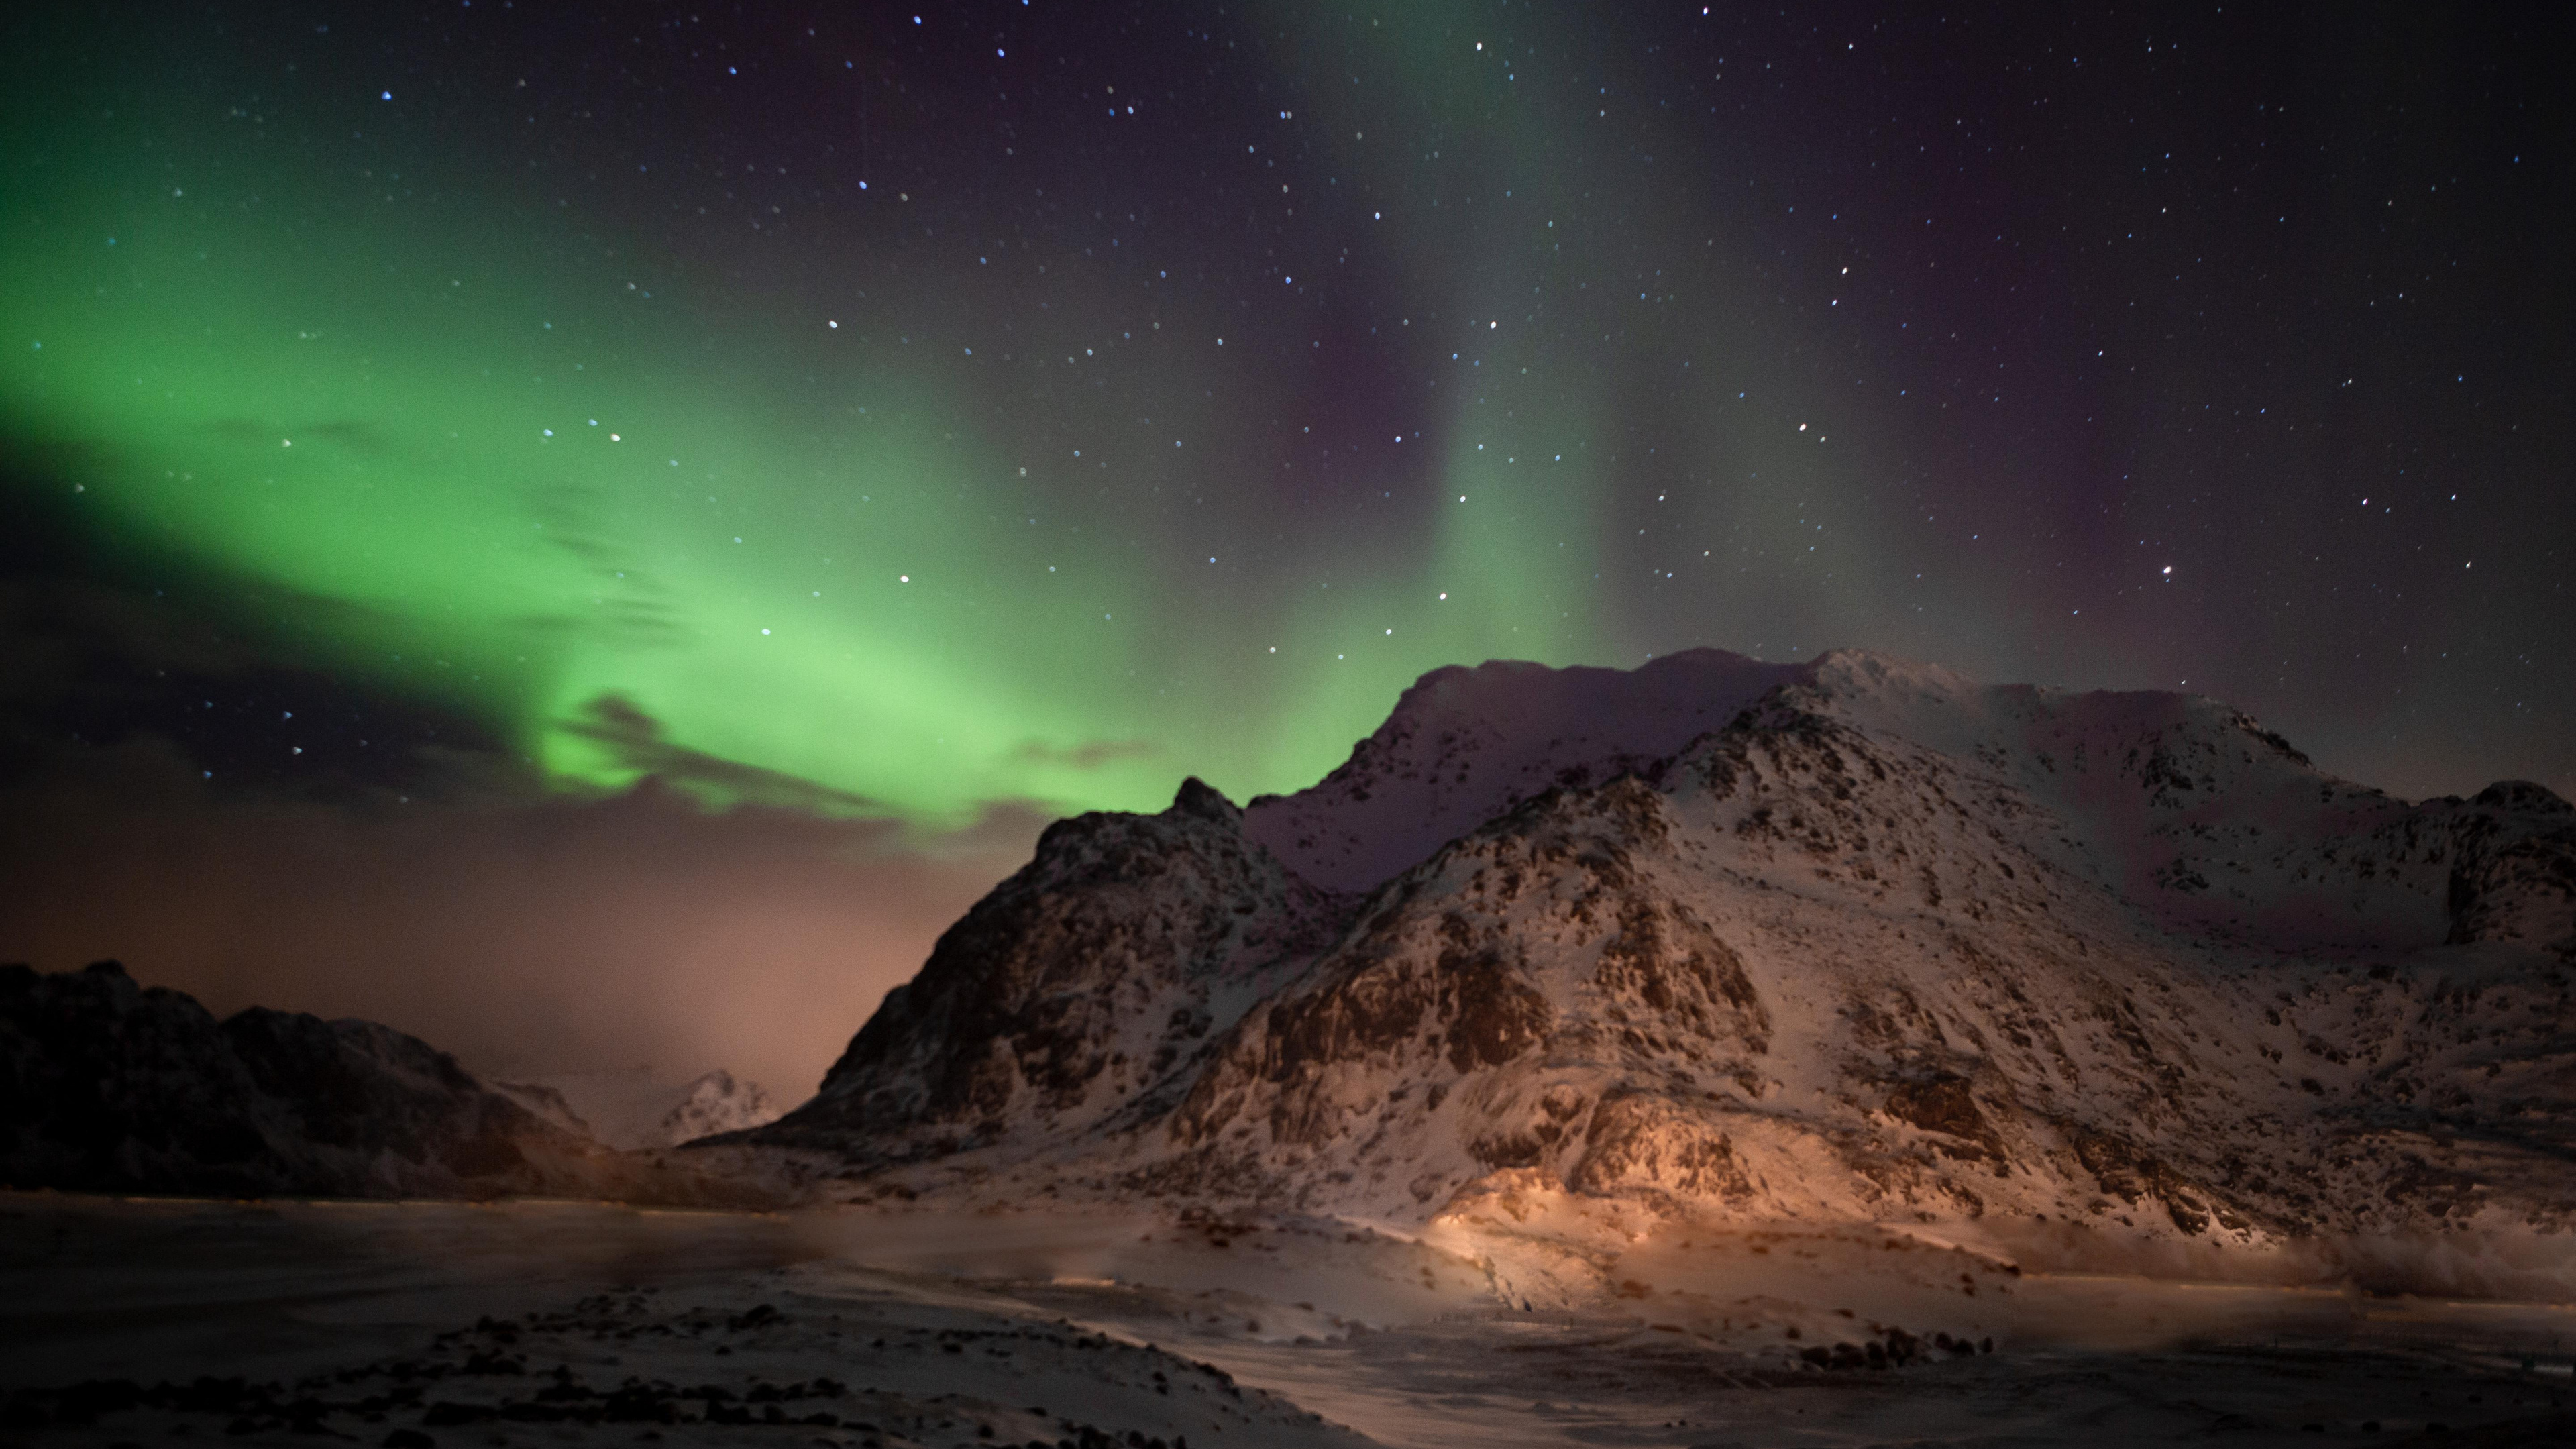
[5,1192,2573,1448]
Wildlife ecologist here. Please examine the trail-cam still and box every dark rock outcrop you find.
[0,961,764,1202]
[741,778,1354,1164]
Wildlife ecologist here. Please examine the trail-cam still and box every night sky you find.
[2,3,2568,1091]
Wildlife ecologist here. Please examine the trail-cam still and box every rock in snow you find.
[735,647,2576,1258]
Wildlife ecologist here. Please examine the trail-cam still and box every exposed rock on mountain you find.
[736,649,2576,1263]
[755,776,1350,1167]
[0,961,765,1203]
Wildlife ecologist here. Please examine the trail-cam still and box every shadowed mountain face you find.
[0,961,765,1203]
[767,778,1354,1167]
[739,649,2576,1250]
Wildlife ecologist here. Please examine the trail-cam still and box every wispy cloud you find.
[1014,737,1162,772]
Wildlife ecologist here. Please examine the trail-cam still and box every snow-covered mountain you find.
[1240,649,1803,891]
[501,1066,783,1150]
[735,649,2575,1271]
[659,1069,782,1144]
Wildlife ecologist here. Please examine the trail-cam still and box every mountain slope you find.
[0,961,767,1203]
[498,1067,785,1150]
[753,778,1353,1170]
[1240,648,1801,891]
[736,650,2576,1263]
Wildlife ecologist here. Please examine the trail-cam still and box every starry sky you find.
[1,3,2568,1091]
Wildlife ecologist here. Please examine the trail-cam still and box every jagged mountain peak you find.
[753,772,1352,1164]
[661,1069,781,1146]
[502,1065,786,1150]
[1797,645,1984,705]
[1762,663,2572,957]
[737,650,2576,1270]
[1170,774,1242,823]
[1242,647,1803,891]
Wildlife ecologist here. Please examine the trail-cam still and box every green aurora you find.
[1,0,2565,1102]
[0,9,1871,823]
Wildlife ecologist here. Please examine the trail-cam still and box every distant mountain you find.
[734,649,2576,1261]
[659,1069,782,1146]
[0,961,766,1203]
[500,1067,784,1150]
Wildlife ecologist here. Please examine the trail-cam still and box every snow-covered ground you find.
[6,1191,2573,1447]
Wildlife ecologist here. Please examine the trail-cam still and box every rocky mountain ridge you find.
[735,649,2576,1270]
[0,960,767,1203]
[1240,650,1804,891]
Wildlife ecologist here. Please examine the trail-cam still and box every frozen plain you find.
[6,1191,2574,1448]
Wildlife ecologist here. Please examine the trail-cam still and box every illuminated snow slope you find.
[735,648,2576,1271]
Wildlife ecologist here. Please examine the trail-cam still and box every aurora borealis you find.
[2,3,2569,1091]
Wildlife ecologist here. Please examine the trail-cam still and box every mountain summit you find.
[735,649,2575,1269]
[1240,647,1805,890]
